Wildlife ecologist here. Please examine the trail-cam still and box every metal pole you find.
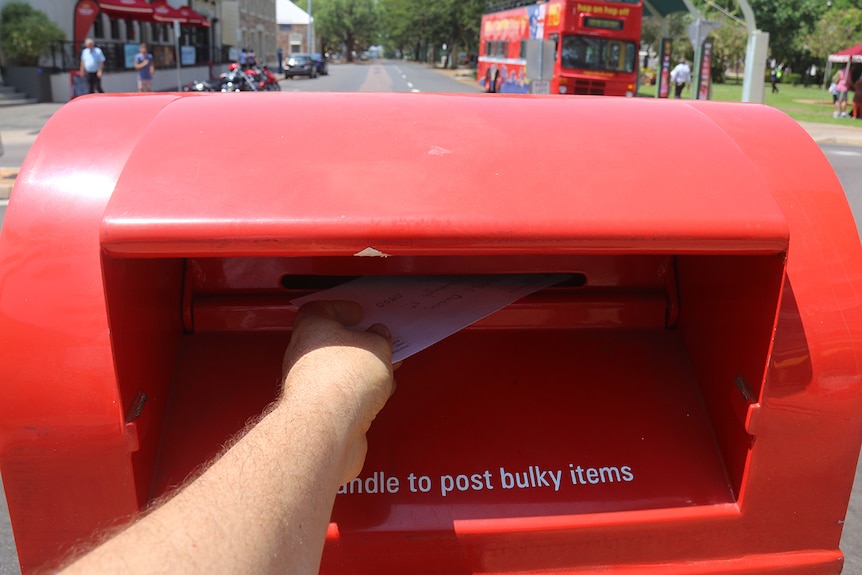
[175,20,182,91]
[307,0,312,53]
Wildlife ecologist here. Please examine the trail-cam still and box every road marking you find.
[359,64,394,91]
[0,199,8,207]
[826,150,862,157]
[407,82,413,88]
[411,89,420,93]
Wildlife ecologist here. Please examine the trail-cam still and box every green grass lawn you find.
[638,80,861,126]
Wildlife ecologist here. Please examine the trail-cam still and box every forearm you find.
[63,397,349,574]
[60,302,394,574]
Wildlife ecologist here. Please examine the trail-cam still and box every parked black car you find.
[284,54,317,79]
[310,53,328,76]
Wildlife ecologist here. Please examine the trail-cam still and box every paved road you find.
[1,62,861,574]
[821,143,862,575]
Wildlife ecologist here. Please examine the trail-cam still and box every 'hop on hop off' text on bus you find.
[478,0,643,96]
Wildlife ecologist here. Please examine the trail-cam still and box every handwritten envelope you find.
[291,274,568,362]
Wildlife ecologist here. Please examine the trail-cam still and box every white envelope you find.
[291,274,569,362]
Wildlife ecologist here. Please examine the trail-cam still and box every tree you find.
[800,7,862,60]
[747,0,822,68]
[711,20,747,82]
[378,0,484,65]
[378,0,415,58]
[0,2,65,66]
[314,0,379,62]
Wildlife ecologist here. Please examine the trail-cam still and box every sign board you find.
[531,80,551,94]
[124,43,139,69]
[525,39,555,81]
[657,38,672,98]
[697,38,714,100]
[686,19,721,50]
[181,46,196,66]
[70,71,89,99]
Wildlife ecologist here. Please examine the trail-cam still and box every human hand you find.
[280,301,396,485]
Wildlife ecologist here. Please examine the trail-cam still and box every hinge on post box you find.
[734,375,755,401]
[182,260,194,333]
[664,257,681,329]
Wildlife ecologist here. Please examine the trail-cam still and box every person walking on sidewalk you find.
[834,67,851,118]
[134,43,155,93]
[669,59,691,99]
[79,38,105,94]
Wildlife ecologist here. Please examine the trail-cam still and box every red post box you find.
[1,93,861,574]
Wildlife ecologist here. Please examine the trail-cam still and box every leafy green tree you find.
[0,2,65,66]
[800,7,862,59]
[711,21,747,82]
[378,0,484,65]
[378,0,415,57]
[747,0,822,67]
[314,0,379,62]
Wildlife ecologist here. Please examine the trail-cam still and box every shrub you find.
[0,2,65,66]
[785,72,802,85]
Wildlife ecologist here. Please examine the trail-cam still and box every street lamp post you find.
[307,0,312,54]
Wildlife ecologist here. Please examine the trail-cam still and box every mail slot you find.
[1,93,861,574]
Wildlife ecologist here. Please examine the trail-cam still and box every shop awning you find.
[98,0,154,21]
[828,43,862,64]
[178,6,211,27]
[152,1,188,24]
[95,0,211,28]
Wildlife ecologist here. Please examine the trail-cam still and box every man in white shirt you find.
[79,38,105,94]
[669,58,691,99]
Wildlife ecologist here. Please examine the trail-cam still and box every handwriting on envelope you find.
[291,274,569,362]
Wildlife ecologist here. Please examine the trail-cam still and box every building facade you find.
[276,0,313,55]
[0,1,277,69]
[0,0,276,101]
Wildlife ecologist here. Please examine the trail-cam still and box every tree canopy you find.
[303,0,484,65]
[311,0,379,62]
[0,2,65,66]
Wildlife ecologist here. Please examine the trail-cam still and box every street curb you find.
[0,170,15,201]
[431,65,479,88]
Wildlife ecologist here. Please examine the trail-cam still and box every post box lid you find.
[100,93,789,256]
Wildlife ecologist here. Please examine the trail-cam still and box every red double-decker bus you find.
[478,0,642,96]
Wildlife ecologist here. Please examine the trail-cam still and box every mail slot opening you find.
[278,272,589,293]
[102,250,785,527]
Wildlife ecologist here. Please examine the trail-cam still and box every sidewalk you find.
[2,99,862,200]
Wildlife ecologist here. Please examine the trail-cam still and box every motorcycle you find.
[253,65,281,91]
[183,63,260,93]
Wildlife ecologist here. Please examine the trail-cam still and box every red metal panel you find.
[0,94,182,572]
[99,94,788,257]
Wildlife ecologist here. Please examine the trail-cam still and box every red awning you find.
[97,1,211,28]
[828,43,862,64]
[178,6,211,27]
[152,1,189,24]
[98,0,154,21]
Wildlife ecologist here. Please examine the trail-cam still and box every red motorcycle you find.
[246,65,281,91]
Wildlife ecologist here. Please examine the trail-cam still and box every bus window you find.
[549,33,559,60]
[608,42,621,70]
[561,35,636,73]
[520,40,527,60]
